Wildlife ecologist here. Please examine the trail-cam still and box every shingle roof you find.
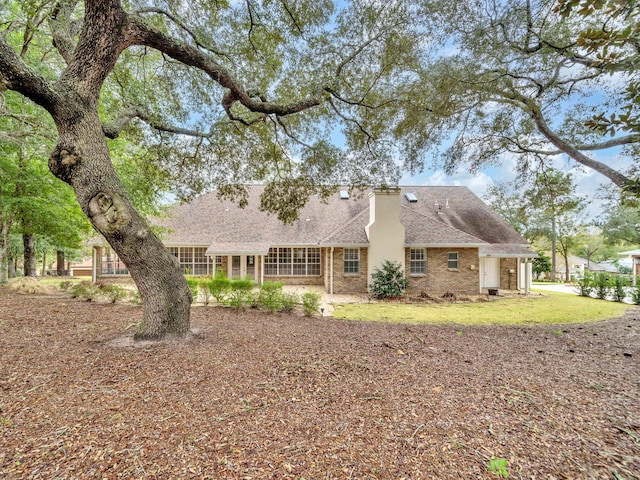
[157,185,531,253]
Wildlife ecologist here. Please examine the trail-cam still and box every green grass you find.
[332,290,633,326]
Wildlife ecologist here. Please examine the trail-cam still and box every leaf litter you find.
[0,287,638,479]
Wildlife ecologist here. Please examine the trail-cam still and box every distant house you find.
[90,186,536,295]
[619,249,640,285]
[556,255,617,279]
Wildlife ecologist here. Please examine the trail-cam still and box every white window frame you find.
[169,246,214,276]
[343,248,360,275]
[447,251,459,270]
[264,247,321,276]
[410,248,427,275]
[99,247,129,275]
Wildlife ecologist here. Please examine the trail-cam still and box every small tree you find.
[532,251,552,280]
[612,275,629,303]
[576,271,594,297]
[594,273,611,300]
[369,260,408,300]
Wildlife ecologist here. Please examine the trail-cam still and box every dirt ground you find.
[0,287,638,479]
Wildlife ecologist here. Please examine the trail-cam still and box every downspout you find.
[92,246,98,283]
[330,247,334,295]
[261,255,264,285]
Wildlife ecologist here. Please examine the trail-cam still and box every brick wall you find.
[263,275,324,286]
[405,247,480,295]
[499,258,519,290]
[332,247,369,294]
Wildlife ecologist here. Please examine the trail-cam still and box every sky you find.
[397,144,625,222]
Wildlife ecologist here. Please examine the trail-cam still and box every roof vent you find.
[405,192,418,203]
[339,190,349,200]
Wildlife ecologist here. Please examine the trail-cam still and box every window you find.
[100,247,129,275]
[307,248,321,276]
[343,248,360,274]
[293,248,307,276]
[193,247,208,275]
[264,249,279,275]
[169,247,214,275]
[410,248,426,275]
[278,247,292,275]
[447,252,459,269]
[264,247,321,276]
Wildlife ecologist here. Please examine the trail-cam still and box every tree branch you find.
[133,7,233,63]
[102,105,212,139]
[49,0,82,65]
[128,16,324,120]
[524,96,632,187]
[0,37,60,112]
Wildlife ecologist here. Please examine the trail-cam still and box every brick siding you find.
[499,258,519,291]
[332,247,369,294]
[405,247,480,295]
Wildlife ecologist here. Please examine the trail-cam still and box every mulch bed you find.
[0,287,638,479]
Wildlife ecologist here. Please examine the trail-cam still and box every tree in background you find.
[485,169,587,281]
[596,194,640,246]
[525,170,586,281]
[413,0,638,192]
[532,251,552,279]
[483,181,529,235]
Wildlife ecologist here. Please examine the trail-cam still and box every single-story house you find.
[620,249,640,285]
[91,185,536,295]
[555,255,618,279]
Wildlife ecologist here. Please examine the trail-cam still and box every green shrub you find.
[369,260,408,300]
[280,291,300,313]
[258,281,285,312]
[208,271,231,304]
[131,289,142,305]
[186,277,201,303]
[593,272,611,300]
[575,271,594,297]
[225,277,255,309]
[612,275,628,303]
[301,291,322,316]
[69,281,98,301]
[97,283,131,303]
[631,284,640,305]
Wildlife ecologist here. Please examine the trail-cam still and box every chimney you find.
[365,187,406,288]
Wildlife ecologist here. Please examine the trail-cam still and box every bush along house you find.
[90,185,536,296]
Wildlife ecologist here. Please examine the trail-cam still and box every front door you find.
[482,257,500,289]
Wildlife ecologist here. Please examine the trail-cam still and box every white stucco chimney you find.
[365,187,405,288]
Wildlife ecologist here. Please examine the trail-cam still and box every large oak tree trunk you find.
[49,107,192,340]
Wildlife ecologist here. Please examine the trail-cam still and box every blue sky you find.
[397,147,624,221]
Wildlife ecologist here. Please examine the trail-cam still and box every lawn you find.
[332,290,633,325]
